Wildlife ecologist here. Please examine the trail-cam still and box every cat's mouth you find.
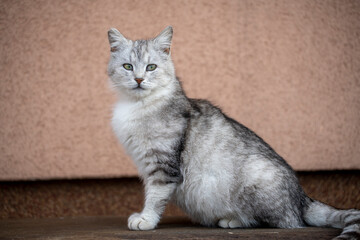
[133,85,144,90]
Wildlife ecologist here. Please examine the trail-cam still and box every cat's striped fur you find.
[108,26,360,239]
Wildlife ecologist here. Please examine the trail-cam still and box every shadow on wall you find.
[0,172,359,219]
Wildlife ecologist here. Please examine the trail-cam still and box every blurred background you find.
[0,0,359,218]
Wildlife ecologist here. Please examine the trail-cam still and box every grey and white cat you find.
[108,26,360,239]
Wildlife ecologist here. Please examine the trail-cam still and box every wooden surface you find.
[0,216,342,240]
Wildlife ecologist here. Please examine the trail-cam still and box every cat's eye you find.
[123,63,133,71]
[146,64,157,71]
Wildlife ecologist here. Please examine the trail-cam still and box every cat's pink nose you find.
[135,78,144,84]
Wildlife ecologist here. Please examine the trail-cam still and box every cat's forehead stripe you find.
[130,40,150,62]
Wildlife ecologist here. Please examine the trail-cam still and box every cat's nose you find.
[135,78,144,85]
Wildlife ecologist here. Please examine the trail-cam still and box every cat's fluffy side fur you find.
[108,26,360,239]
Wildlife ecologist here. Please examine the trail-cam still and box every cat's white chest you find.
[111,100,166,175]
[112,101,150,151]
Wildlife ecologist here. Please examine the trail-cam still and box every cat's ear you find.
[108,28,129,52]
[153,26,173,55]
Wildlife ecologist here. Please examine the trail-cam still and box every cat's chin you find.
[123,87,152,100]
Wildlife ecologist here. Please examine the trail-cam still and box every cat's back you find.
[185,98,253,156]
[186,98,292,167]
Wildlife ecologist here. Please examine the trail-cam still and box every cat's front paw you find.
[128,213,157,230]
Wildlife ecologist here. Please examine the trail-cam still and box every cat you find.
[107,26,360,239]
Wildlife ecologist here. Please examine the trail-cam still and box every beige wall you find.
[0,0,359,180]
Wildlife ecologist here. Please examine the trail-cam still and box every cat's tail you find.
[303,198,360,239]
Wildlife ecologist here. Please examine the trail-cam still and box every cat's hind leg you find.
[218,219,243,228]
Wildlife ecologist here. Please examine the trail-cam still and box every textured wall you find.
[0,0,359,180]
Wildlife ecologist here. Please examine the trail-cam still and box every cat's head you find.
[107,26,176,100]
